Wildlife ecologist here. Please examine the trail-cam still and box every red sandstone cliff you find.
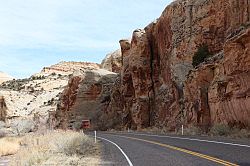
[104,0,250,131]
[55,0,250,131]
[55,69,118,130]
[184,29,250,130]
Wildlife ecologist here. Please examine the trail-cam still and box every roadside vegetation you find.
[137,124,250,139]
[0,130,100,166]
[210,124,250,138]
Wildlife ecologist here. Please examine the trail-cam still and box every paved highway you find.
[89,132,250,166]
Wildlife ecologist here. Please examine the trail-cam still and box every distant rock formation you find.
[0,61,101,136]
[35,61,100,76]
[101,49,122,73]
[0,72,13,84]
[55,68,117,130]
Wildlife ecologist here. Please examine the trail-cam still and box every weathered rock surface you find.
[55,68,117,130]
[0,72,13,84]
[103,0,250,131]
[101,49,122,73]
[9,0,248,132]
[184,29,250,130]
[0,61,99,135]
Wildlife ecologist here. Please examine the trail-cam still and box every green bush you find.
[31,75,45,80]
[210,124,231,136]
[192,44,211,67]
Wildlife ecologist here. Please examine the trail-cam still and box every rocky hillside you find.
[0,72,13,84]
[35,61,100,76]
[0,62,100,136]
[54,52,123,130]
[99,0,250,131]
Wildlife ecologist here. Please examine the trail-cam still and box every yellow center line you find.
[109,134,239,166]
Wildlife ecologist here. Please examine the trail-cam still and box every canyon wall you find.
[55,69,118,130]
[103,0,250,131]
[54,0,250,131]
[184,30,250,130]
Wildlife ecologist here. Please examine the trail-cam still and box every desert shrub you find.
[31,75,46,80]
[183,126,203,135]
[51,72,56,76]
[230,128,250,138]
[12,131,100,165]
[192,44,211,67]
[56,133,96,156]
[210,124,231,136]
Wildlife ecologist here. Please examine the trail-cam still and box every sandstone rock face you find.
[184,30,250,130]
[118,30,153,129]
[101,49,122,73]
[41,0,250,132]
[104,0,250,130]
[55,69,117,130]
[0,72,13,84]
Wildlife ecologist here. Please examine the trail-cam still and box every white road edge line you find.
[125,133,250,148]
[97,136,134,166]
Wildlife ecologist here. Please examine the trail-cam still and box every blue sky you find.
[0,0,172,78]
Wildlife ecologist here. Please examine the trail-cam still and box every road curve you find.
[89,132,250,166]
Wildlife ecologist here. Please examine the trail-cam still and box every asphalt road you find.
[88,131,250,166]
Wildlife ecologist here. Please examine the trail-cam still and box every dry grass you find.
[10,130,100,166]
[0,137,21,156]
